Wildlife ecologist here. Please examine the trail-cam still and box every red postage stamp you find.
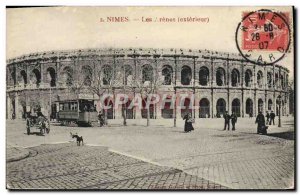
[242,11,289,51]
[235,9,291,65]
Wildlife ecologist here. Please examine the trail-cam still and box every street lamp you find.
[277,95,282,127]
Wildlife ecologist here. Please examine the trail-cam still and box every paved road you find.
[7,143,227,190]
[6,116,295,189]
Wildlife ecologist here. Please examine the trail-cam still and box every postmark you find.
[235,9,291,65]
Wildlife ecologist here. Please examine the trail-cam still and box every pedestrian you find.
[223,111,231,131]
[255,111,265,134]
[266,111,270,125]
[183,113,194,133]
[98,111,104,127]
[230,112,237,131]
[269,110,275,125]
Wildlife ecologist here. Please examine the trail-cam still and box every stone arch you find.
[257,70,263,88]
[82,65,93,86]
[142,64,153,83]
[258,99,264,113]
[246,98,253,115]
[199,98,210,118]
[280,74,284,88]
[216,98,226,117]
[231,69,240,87]
[245,69,252,87]
[231,98,241,117]
[181,97,192,118]
[142,97,154,119]
[267,72,273,88]
[216,67,226,86]
[161,96,173,118]
[102,65,113,85]
[199,66,209,86]
[124,65,133,85]
[268,99,273,111]
[46,67,56,87]
[20,70,27,86]
[10,67,16,86]
[31,69,41,87]
[181,66,192,85]
[62,66,73,86]
[103,98,114,119]
[162,65,173,85]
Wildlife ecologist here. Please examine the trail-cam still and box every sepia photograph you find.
[5,6,295,190]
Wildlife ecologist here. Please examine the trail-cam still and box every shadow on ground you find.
[266,131,294,140]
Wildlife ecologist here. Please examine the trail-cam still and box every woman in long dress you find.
[183,113,194,133]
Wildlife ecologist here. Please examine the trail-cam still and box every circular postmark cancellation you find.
[235,9,291,65]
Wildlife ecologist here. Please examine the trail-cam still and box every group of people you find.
[255,110,276,135]
[183,111,238,132]
[183,110,277,135]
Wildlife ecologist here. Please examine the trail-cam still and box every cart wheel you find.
[46,128,50,134]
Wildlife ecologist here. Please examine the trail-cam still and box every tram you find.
[56,99,98,126]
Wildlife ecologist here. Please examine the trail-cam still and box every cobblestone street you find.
[7,143,227,190]
[6,116,295,190]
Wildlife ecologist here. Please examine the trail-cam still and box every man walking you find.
[255,111,265,134]
[231,112,237,131]
[266,111,270,125]
[269,111,275,125]
[223,111,231,131]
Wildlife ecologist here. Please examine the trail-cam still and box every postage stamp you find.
[235,9,291,65]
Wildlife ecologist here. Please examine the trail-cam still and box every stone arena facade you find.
[6,48,290,120]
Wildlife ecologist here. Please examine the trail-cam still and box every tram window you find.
[59,104,64,111]
[74,103,78,110]
[70,103,74,110]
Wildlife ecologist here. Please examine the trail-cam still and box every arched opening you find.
[62,66,73,86]
[267,72,273,88]
[162,96,173,118]
[11,98,16,119]
[276,96,281,116]
[245,69,252,87]
[20,70,27,86]
[246,98,253,115]
[216,98,226,117]
[103,98,114,119]
[268,99,273,111]
[181,98,192,118]
[257,71,263,88]
[231,69,240,87]
[10,68,16,86]
[32,69,41,87]
[216,67,226,86]
[231,98,241,117]
[281,74,284,88]
[258,99,264,113]
[46,67,56,87]
[162,65,173,85]
[275,73,279,88]
[181,66,192,85]
[124,65,133,85]
[142,64,153,84]
[82,65,93,86]
[142,97,154,119]
[102,65,113,85]
[122,99,133,119]
[199,66,209,86]
[199,98,210,118]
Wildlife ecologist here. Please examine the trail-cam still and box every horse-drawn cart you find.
[26,115,50,135]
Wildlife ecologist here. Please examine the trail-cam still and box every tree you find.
[129,60,163,126]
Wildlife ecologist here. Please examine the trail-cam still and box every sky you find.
[6,6,294,76]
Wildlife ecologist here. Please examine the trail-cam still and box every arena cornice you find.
[6,47,289,72]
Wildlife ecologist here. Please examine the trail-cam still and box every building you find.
[6,48,290,120]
